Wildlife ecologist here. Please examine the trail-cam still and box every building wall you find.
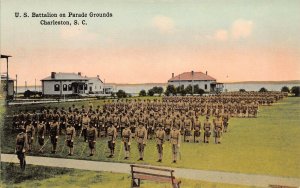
[88,78,104,93]
[1,80,14,96]
[168,80,215,92]
[42,80,88,95]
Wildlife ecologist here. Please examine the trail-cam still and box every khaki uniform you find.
[15,132,28,170]
[136,125,147,160]
[155,128,165,161]
[122,127,132,158]
[66,126,76,148]
[37,123,46,146]
[164,117,173,141]
[25,124,35,151]
[170,128,181,162]
[203,119,212,143]
[82,116,90,142]
[214,117,223,144]
[183,118,192,142]
[107,125,117,157]
[49,121,59,153]
[87,126,97,152]
[194,120,201,143]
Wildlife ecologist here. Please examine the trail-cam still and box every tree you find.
[139,90,146,97]
[291,86,300,96]
[147,89,155,96]
[239,89,246,92]
[116,90,127,98]
[259,87,268,92]
[281,86,290,93]
[185,85,193,95]
[150,86,164,96]
[165,85,176,96]
[176,85,185,96]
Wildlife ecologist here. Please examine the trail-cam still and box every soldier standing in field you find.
[203,116,212,143]
[49,119,59,153]
[36,120,46,153]
[122,123,132,160]
[15,126,28,171]
[107,122,117,158]
[213,114,223,144]
[136,122,147,161]
[155,124,166,162]
[183,114,192,142]
[25,121,35,152]
[164,115,173,141]
[170,126,181,163]
[86,123,97,156]
[65,122,76,156]
[81,113,90,142]
[194,116,201,143]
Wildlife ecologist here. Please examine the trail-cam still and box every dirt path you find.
[1,153,300,187]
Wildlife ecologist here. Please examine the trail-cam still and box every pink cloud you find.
[151,15,175,34]
[231,19,253,39]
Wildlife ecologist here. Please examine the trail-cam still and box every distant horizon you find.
[14,79,300,87]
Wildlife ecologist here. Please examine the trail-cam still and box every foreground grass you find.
[1,97,300,178]
[0,163,256,188]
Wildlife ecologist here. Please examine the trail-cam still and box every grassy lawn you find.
[1,97,299,178]
[0,162,256,188]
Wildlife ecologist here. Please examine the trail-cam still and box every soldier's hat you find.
[158,123,163,127]
[206,115,210,119]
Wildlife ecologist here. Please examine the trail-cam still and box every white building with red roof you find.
[168,71,223,92]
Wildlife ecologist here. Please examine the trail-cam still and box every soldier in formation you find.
[15,126,28,170]
[122,124,132,160]
[65,122,76,156]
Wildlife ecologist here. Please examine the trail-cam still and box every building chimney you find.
[206,71,207,75]
[51,72,56,79]
[191,70,194,75]
[97,75,99,78]
[172,73,174,78]
[78,72,81,76]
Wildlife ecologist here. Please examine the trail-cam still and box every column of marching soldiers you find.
[13,91,286,170]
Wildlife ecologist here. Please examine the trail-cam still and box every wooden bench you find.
[130,164,181,188]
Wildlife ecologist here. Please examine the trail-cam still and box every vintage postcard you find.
[1,0,300,187]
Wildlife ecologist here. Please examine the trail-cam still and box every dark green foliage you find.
[291,86,300,96]
[259,87,268,92]
[139,90,146,97]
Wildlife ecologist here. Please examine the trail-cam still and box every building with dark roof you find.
[168,71,223,92]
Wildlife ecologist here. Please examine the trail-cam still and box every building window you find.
[68,84,72,91]
[54,84,60,91]
[63,84,67,91]
[205,84,207,90]
[84,84,87,90]
[79,85,83,90]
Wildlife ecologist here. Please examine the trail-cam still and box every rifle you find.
[38,138,49,152]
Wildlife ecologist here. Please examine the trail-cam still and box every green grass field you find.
[1,97,299,178]
[0,162,257,188]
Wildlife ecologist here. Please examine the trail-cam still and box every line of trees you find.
[165,84,205,96]
[281,86,300,96]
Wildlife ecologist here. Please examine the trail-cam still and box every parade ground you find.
[1,96,300,187]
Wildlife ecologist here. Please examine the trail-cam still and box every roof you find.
[1,75,15,81]
[41,72,89,81]
[168,71,216,82]
[88,77,104,83]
